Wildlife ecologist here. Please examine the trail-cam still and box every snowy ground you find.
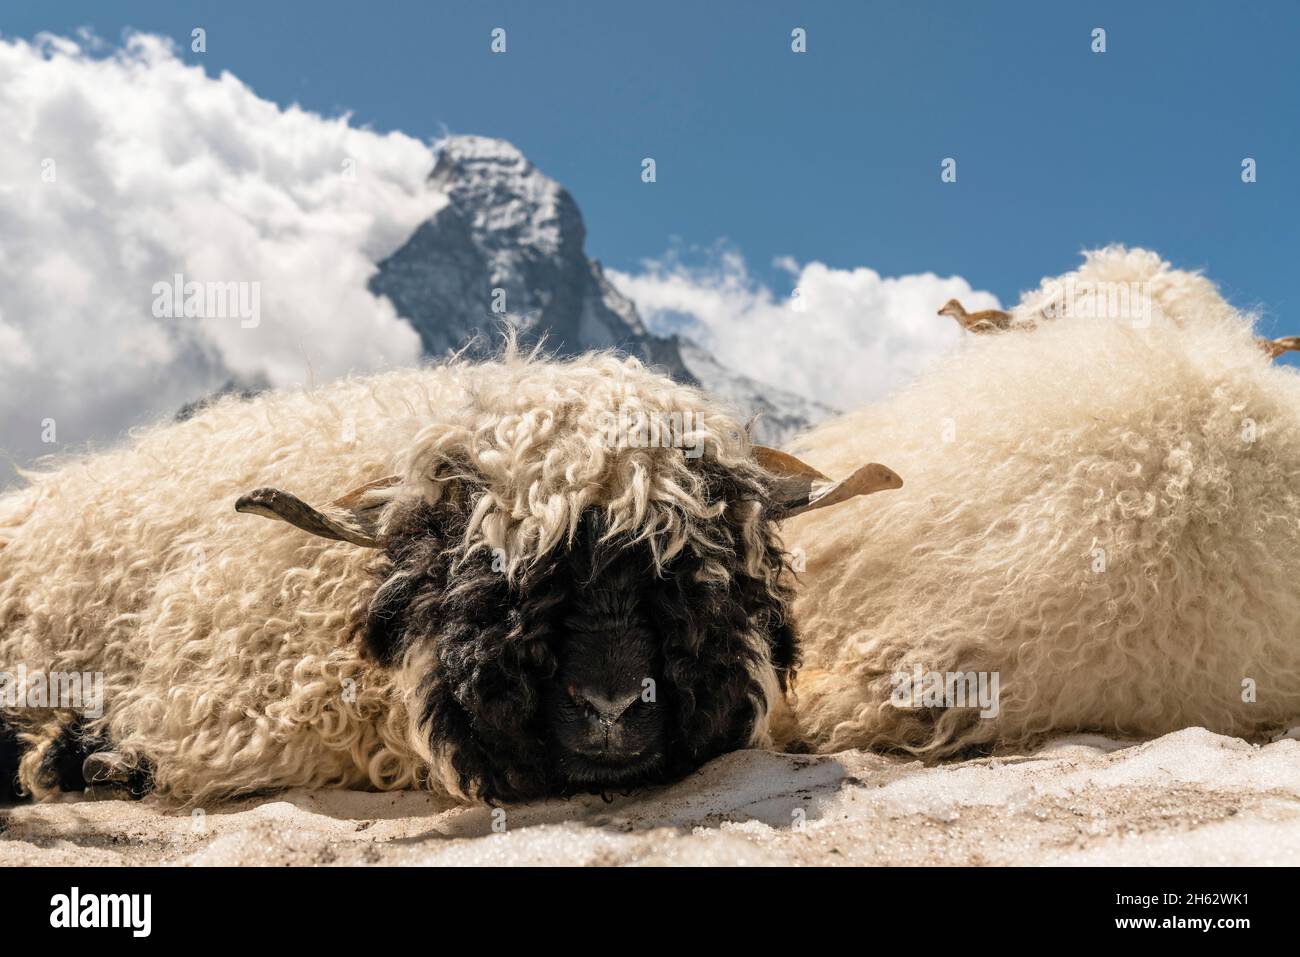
[2,727,1298,866]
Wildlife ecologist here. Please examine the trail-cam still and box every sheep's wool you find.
[0,348,761,801]
[785,247,1300,755]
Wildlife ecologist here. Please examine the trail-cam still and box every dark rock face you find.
[173,379,265,422]
[370,136,696,384]
[368,135,834,445]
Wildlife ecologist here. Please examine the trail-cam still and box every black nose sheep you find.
[0,348,899,804]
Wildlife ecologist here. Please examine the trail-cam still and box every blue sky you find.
[6,0,1299,330]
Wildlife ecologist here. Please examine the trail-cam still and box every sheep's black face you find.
[364,475,797,804]
[543,567,670,788]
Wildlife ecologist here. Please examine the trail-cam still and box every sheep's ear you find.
[752,446,902,518]
[1260,336,1300,360]
[234,476,399,548]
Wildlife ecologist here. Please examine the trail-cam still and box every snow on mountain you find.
[370,135,830,446]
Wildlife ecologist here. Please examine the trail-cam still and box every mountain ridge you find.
[369,135,831,445]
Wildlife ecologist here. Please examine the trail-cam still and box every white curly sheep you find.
[784,247,1300,756]
[0,346,896,803]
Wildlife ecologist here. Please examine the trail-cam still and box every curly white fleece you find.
[784,247,1300,756]
[0,348,767,802]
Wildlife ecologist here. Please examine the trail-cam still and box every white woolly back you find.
[784,247,1300,755]
[0,349,752,801]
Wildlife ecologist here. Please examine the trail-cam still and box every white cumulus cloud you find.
[609,246,1001,412]
[0,32,441,480]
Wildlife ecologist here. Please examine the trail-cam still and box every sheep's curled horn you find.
[234,449,902,545]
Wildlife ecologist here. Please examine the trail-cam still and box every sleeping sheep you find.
[6,246,1293,807]
[0,347,898,804]
[782,246,1300,757]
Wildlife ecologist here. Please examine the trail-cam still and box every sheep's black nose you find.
[578,689,636,726]
[571,688,642,759]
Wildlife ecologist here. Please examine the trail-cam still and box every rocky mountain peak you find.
[429,135,585,269]
[369,135,831,444]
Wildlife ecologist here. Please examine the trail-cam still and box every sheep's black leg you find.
[40,718,91,791]
[0,716,20,803]
[82,751,152,801]
[40,717,151,800]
